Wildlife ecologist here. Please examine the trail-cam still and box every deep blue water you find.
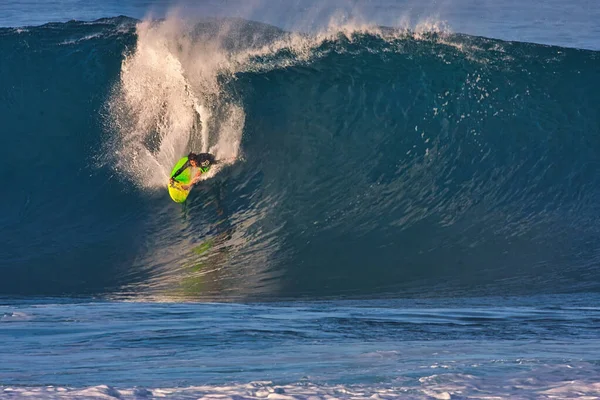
[1,1,600,398]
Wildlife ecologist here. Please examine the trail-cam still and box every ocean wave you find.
[0,16,599,298]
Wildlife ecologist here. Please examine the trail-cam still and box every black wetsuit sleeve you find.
[171,160,190,180]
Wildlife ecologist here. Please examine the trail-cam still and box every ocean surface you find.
[1,0,600,398]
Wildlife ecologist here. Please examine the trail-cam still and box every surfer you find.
[170,152,217,190]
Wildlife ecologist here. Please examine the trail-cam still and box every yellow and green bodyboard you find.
[168,156,192,203]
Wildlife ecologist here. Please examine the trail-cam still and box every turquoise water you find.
[1,1,599,398]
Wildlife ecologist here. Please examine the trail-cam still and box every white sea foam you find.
[2,377,600,399]
[0,311,31,321]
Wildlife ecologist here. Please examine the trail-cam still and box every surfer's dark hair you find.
[187,152,215,166]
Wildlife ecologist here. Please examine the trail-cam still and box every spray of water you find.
[105,16,245,188]
[103,11,454,189]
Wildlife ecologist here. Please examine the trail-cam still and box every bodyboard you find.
[168,157,192,203]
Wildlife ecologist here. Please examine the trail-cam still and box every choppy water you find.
[1,1,599,398]
[2,295,600,398]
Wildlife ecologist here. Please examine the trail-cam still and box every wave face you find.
[1,17,600,299]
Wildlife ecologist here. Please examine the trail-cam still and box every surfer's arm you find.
[181,170,202,190]
[190,169,203,184]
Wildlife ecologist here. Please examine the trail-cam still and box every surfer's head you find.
[188,152,198,166]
